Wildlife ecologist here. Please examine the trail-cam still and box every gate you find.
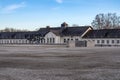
[75,41,87,47]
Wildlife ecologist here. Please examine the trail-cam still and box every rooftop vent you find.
[61,22,68,28]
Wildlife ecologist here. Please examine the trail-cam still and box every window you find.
[67,39,70,41]
[112,40,114,44]
[50,38,52,43]
[117,40,119,43]
[101,40,104,43]
[97,40,100,43]
[64,39,66,43]
[106,40,109,44]
[47,38,49,43]
[7,40,9,44]
[75,39,78,41]
[19,40,21,43]
[53,38,55,43]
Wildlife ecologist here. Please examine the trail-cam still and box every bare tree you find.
[0,27,28,32]
[92,13,120,29]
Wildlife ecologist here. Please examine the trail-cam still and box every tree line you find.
[92,13,120,29]
[0,27,28,32]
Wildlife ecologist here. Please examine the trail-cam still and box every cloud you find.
[1,2,26,14]
[56,0,63,3]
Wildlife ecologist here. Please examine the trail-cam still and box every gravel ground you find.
[0,46,120,80]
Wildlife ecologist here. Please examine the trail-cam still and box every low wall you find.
[95,44,120,47]
[0,44,67,48]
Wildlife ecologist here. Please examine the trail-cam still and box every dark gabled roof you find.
[37,28,49,37]
[38,27,61,36]
[38,26,91,37]
[61,26,90,36]
[0,26,91,39]
[0,31,37,39]
[83,29,120,38]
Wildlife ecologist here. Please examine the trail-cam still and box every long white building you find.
[83,29,120,47]
[38,22,92,44]
[0,22,120,47]
[0,22,92,45]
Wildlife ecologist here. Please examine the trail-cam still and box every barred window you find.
[106,40,109,44]
[117,40,119,43]
[112,40,114,44]
[97,40,100,43]
[75,39,78,41]
[64,39,66,43]
[53,38,55,43]
[101,40,104,43]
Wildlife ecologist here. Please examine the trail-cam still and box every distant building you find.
[0,22,92,45]
[0,31,36,44]
[38,23,92,44]
[83,29,120,47]
[0,22,120,47]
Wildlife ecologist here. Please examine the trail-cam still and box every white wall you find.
[60,36,82,43]
[0,39,29,44]
[45,32,61,44]
[83,38,120,47]
[44,32,82,44]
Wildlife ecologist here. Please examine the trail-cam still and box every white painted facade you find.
[44,32,84,44]
[61,36,82,43]
[42,27,92,44]
[83,38,120,47]
[44,32,60,44]
[0,39,29,44]
[0,25,92,45]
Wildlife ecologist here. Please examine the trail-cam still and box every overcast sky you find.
[0,0,120,30]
